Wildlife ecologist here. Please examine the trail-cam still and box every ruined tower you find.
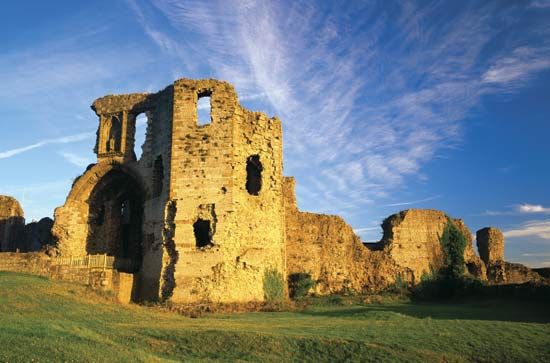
[52,79,286,303]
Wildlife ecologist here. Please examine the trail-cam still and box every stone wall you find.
[52,78,286,304]
[0,252,135,302]
[0,196,25,252]
[379,209,486,283]
[284,177,406,293]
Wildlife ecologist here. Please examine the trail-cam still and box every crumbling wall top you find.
[0,195,24,219]
[476,227,505,264]
[91,93,154,116]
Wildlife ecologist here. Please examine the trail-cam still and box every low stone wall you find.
[0,252,50,276]
[0,252,134,303]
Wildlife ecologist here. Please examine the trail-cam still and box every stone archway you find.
[52,163,149,260]
[85,168,145,273]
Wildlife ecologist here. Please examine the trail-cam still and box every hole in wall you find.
[193,219,212,248]
[246,155,263,196]
[134,113,148,160]
[197,91,212,126]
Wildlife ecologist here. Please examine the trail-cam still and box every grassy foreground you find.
[0,272,549,362]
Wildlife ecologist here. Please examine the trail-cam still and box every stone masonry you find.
[2,77,545,303]
[52,79,285,303]
[284,177,408,293]
[476,227,505,265]
[377,209,487,283]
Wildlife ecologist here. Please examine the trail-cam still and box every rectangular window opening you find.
[197,92,212,126]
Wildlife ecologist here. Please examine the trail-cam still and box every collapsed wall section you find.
[284,177,406,293]
[379,209,486,282]
[475,226,545,284]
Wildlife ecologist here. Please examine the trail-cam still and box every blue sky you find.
[1,0,549,267]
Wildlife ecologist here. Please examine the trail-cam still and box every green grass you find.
[0,272,549,362]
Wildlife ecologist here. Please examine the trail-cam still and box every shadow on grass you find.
[300,300,550,323]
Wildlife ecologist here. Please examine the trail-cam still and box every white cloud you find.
[0,132,94,160]
[504,220,550,240]
[127,1,550,214]
[518,203,550,214]
[482,47,550,90]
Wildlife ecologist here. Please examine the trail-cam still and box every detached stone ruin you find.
[0,78,546,303]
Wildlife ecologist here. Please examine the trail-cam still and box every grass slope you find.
[0,272,549,362]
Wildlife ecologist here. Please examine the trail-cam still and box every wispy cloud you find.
[354,226,380,234]
[127,1,550,215]
[381,195,440,207]
[518,203,550,214]
[504,220,550,240]
[478,203,550,216]
[482,46,550,91]
[522,252,550,257]
[57,151,94,168]
[0,23,156,99]
[0,132,94,160]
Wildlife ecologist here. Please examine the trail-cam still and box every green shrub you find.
[439,218,467,280]
[263,268,285,302]
[288,273,315,300]
[413,219,483,300]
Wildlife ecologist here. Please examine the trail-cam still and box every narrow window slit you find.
[153,155,164,197]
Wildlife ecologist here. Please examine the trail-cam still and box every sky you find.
[0,0,549,267]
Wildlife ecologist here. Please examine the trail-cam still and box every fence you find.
[51,254,136,271]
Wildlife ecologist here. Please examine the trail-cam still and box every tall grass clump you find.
[263,268,285,302]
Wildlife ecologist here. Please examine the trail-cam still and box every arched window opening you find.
[105,115,122,153]
[193,219,212,248]
[246,155,263,196]
[153,155,164,198]
[197,90,212,126]
[134,113,148,160]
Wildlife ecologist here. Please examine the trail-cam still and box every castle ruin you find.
[0,78,546,303]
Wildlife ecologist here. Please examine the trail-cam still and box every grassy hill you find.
[0,271,549,362]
